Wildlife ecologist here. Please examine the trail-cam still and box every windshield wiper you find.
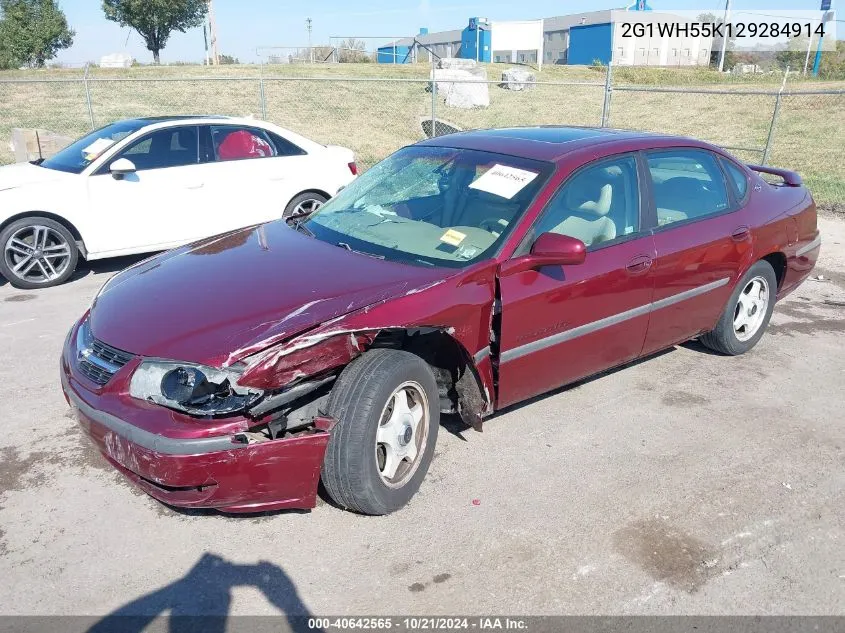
[336,242,385,259]
[290,218,313,237]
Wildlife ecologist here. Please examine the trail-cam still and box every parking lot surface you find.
[1,215,843,620]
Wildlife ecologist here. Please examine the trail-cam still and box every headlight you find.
[129,360,263,417]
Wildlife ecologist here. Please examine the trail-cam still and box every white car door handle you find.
[184,182,205,189]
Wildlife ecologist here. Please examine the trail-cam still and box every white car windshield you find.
[39,120,149,174]
[302,146,552,268]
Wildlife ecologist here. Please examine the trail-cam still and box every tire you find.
[700,260,778,356]
[322,349,440,515]
[0,216,78,289]
[283,192,328,219]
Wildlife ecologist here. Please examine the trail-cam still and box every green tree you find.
[218,53,238,65]
[0,0,74,69]
[777,38,845,79]
[102,0,208,64]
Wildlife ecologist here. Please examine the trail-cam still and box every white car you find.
[0,116,357,288]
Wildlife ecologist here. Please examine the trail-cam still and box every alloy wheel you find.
[3,225,72,285]
[290,198,323,218]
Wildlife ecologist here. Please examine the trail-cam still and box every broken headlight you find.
[129,360,263,417]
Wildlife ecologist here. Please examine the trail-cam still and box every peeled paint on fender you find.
[237,332,373,391]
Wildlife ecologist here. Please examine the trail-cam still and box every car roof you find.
[418,126,695,162]
[126,115,267,129]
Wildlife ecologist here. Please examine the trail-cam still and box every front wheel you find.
[283,192,328,219]
[321,349,440,515]
[0,217,78,289]
[700,260,777,355]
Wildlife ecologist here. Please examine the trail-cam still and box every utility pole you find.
[207,0,219,65]
[306,17,313,63]
[717,0,731,72]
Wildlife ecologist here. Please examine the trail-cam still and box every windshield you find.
[39,120,149,174]
[302,146,552,268]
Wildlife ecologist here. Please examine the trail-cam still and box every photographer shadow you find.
[88,553,318,633]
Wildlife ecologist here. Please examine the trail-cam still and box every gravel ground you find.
[0,215,843,622]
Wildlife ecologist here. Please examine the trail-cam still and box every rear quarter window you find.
[720,158,749,201]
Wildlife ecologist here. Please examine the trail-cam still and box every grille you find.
[78,359,113,385]
[78,338,134,386]
[90,339,134,368]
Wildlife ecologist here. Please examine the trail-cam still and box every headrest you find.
[577,183,613,216]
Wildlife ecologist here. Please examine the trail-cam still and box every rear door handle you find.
[184,182,205,189]
[731,226,751,242]
[626,254,653,275]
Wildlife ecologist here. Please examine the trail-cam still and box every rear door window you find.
[211,126,279,161]
[645,149,731,227]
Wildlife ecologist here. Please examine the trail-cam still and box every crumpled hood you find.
[0,161,70,191]
[90,221,452,367]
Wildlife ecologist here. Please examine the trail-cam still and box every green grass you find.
[1,62,842,208]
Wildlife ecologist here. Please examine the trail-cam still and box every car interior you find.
[121,127,199,170]
[536,160,639,248]
[648,153,730,225]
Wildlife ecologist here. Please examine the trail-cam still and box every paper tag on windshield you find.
[468,164,538,199]
[440,229,466,246]
[82,137,115,161]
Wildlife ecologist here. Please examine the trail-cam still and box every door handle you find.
[626,254,653,275]
[731,226,751,242]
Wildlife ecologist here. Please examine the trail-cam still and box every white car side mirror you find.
[109,157,136,179]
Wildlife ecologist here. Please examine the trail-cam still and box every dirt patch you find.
[613,518,720,592]
[3,294,36,302]
[660,391,711,407]
[768,318,845,337]
[0,446,62,494]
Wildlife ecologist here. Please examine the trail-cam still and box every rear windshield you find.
[39,120,148,174]
[303,146,553,268]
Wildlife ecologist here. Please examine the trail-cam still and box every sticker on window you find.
[440,229,466,246]
[82,137,116,161]
[468,164,539,200]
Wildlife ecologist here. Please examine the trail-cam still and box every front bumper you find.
[60,324,331,513]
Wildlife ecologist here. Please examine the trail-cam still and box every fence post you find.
[258,62,267,120]
[83,62,95,130]
[601,62,613,128]
[762,66,789,165]
[430,59,437,137]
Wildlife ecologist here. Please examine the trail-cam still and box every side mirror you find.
[109,158,136,179]
[499,232,586,276]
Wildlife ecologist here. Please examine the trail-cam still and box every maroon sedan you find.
[61,127,820,515]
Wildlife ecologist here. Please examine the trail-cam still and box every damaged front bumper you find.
[60,339,332,513]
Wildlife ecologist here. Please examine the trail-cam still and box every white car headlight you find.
[129,360,263,417]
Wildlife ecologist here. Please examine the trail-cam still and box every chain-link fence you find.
[0,65,842,204]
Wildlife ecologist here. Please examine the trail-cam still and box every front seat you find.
[550,176,616,246]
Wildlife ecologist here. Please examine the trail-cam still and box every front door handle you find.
[626,254,653,275]
[731,226,751,242]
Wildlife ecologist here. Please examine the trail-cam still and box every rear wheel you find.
[283,192,328,219]
[700,260,777,355]
[321,349,439,515]
[0,217,78,289]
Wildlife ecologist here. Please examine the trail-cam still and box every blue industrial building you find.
[374,1,713,69]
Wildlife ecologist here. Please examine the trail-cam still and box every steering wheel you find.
[478,217,507,234]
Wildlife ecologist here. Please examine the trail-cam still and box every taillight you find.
[348,162,358,176]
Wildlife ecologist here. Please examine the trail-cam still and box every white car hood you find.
[0,162,73,192]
